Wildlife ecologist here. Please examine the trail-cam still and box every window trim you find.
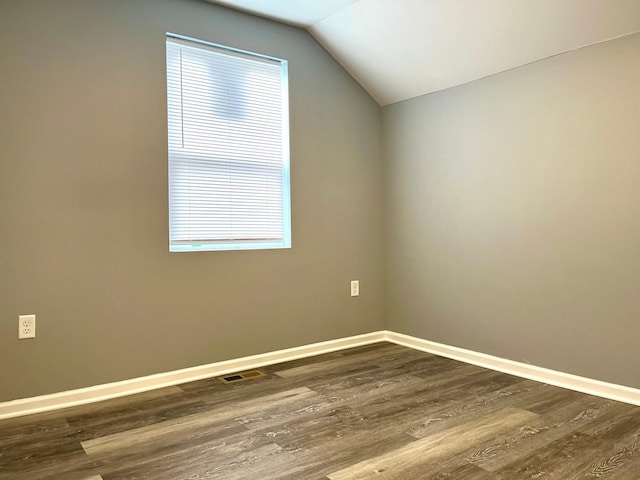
[166,33,291,253]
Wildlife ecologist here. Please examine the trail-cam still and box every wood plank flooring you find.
[1,342,640,479]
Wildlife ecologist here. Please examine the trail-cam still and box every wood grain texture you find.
[1,342,639,479]
[465,396,616,472]
[326,407,538,480]
[81,387,315,455]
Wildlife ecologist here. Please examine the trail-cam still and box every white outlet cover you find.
[351,280,360,297]
[18,314,36,339]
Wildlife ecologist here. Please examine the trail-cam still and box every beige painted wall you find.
[0,0,384,401]
[384,33,640,388]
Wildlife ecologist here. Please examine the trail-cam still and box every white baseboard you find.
[0,331,386,420]
[385,330,640,407]
[3,329,640,420]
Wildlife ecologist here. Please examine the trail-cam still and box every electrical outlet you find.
[18,315,36,339]
[350,280,360,297]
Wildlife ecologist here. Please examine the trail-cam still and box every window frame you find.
[166,33,292,253]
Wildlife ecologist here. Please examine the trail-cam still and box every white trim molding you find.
[385,331,640,407]
[0,331,386,420]
[3,329,640,420]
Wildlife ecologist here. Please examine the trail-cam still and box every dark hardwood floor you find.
[2,342,640,479]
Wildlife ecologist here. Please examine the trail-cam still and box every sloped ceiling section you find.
[210,0,360,27]
[208,0,640,106]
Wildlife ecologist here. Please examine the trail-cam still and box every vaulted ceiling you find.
[208,0,640,106]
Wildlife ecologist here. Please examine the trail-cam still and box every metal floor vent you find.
[217,370,266,384]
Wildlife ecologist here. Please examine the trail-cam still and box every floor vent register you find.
[217,370,266,384]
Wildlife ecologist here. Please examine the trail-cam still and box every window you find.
[166,35,291,252]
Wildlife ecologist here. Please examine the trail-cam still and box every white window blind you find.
[166,35,291,252]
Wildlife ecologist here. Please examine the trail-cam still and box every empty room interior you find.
[2,0,640,478]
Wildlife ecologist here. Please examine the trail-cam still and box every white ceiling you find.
[208,0,640,106]
[210,0,360,27]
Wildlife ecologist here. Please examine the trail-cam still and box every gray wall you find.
[2,0,638,403]
[384,33,640,388]
[0,0,384,401]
